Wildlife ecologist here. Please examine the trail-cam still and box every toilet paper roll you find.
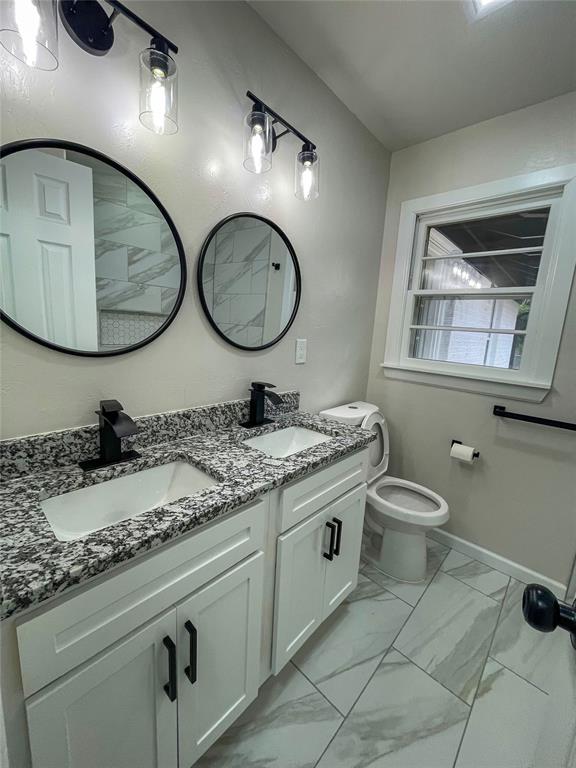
[450,442,477,463]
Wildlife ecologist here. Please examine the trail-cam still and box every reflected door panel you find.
[1,150,98,349]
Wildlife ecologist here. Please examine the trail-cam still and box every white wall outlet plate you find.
[295,338,307,364]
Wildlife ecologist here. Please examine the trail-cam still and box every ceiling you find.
[250,0,576,150]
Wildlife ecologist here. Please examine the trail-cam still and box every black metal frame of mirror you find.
[0,138,187,357]
[197,213,301,351]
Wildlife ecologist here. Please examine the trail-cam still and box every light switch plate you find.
[295,338,307,364]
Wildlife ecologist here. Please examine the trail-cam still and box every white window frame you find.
[382,165,576,402]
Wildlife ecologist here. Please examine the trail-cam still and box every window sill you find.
[380,363,550,402]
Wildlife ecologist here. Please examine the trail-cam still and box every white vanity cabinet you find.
[18,500,267,768]
[11,449,368,768]
[272,485,366,672]
[26,553,264,768]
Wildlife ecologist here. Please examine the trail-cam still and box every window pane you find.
[410,329,524,369]
[420,252,540,289]
[413,296,531,331]
[426,207,550,255]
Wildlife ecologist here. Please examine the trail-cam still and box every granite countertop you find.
[0,412,374,620]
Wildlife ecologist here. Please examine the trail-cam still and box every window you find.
[383,166,576,401]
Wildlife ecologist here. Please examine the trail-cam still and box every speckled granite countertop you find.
[0,412,373,620]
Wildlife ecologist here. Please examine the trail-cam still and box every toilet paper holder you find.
[451,439,480,459]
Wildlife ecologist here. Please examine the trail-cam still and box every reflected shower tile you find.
[293,575,412,714]
[214,231,235,264]
[91,166,127,204]
[455,658,548,768]
[213,295,231,324]
[232,227,271,262]
[218,323,249,346]
[160,220,178,256]
[160,288,178,315]
[251,261,269,294]
[491,578,576,694]
[361,538,449,606]
[213,263,252,295]
[229,294,265,326]
[96,278,162,313]
[127,247,180,289]
[317,649,469,768]
[196,661,342,768]
[245,326,263,346]
[126,182,161,217]
[394,571,500,703]
[95,240,128,281]
[94,200,162,251]
[441,549,510,602]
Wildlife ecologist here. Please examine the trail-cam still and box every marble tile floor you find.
[200,538,575,768]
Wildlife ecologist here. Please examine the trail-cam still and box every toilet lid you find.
[361,412,389,482]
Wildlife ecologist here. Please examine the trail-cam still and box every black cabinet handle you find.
[162,635,177,702]
[323,521,337,561]
[184,620,198,684]
[333,517,343,556]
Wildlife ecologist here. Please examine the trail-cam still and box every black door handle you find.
[184,620,198,684]
[333,517,343,556]
[323,521,337,561]
[162,635,177,702]
[522,584,576,649]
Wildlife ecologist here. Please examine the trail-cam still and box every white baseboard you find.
[428,528,567,599]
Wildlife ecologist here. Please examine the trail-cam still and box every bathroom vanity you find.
[0,396,372,768]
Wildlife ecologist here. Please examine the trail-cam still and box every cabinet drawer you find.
[278,450,367,532]
[17,498,266,698]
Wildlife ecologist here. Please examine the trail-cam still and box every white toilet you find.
[319,401,449,583]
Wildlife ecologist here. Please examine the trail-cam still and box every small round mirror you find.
[197,214,301,350]
[0,140,186,356]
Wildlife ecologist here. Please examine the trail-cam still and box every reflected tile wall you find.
[210,220,271,344]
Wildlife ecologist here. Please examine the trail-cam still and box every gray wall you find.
[0,0,390,438]
[367,92,576,585]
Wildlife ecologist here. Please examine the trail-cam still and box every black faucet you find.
[79,400,141,471]
[241,382,283,428]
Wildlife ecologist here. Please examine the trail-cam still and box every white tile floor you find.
[199,537,575,768]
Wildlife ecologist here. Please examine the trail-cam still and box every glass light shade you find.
[243,110,273,174]
[0,0,58,70]
[139,48,178,135]
[295,147,319,201]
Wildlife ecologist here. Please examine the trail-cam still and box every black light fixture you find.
[0,0,178,134]
[244,91,319,201]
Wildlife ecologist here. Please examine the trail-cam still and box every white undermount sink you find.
[243,426,331,459]
[41,461,218,542]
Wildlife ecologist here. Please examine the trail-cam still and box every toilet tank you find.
[319,401,379,426]
[320,402,389,479]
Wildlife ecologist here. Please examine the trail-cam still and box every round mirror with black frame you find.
[0,139,186,357]
[197,213,301,351]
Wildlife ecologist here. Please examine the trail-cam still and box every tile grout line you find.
[440,566,509,604]
[450,568,511,768]
[288,660,347,719]
[485,656,550,697]
[311,548,451,768]
[391,647,473,708]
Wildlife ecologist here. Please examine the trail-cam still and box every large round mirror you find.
[0,140,186,356]
[197,214,301,350]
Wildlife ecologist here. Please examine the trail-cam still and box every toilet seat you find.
[367,476,449,528]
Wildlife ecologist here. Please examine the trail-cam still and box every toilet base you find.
[364,513,428,583]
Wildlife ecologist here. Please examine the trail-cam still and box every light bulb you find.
[250,124,265,174]
[295,146,319,201]
[139,45,178,135]
[150,78,166,135]
[243,109,272,174]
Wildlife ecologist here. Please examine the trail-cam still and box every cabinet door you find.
[177,552,264,767]
[26,610,178,768]
[272,508,331,673]
[322,485,366,619]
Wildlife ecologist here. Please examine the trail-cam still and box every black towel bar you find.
[493,405,576,431]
